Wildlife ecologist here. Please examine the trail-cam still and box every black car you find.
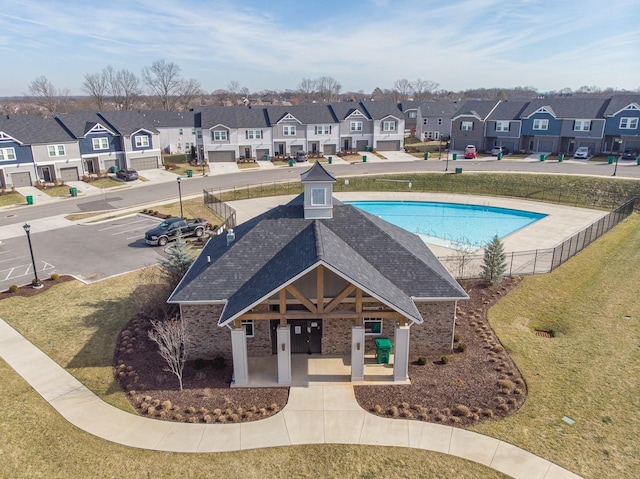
[116,168,139,181]
[622,148,639,160]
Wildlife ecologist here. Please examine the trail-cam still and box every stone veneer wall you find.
[412,301,456,355]
[322,317,356,355]
[181,304,231,360]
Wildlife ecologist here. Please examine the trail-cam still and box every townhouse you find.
[139,110,197,156]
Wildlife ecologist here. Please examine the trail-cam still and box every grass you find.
[0,191,25,206]
[473,213,640,478]
[237,162,259,169]
[91,177,125,188]
[39,185,74,197]
[165,163,210,177]
[215,172,640,212]
[146,197,224,226]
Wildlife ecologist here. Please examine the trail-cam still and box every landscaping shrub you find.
[50,273,59,281]
[8,285,18,293]
[213,356,225,369]
[194,358,205,370]
[440,356,449,365]
[457,343,467,353]
[454,404,471,417]
[417,356,427,365]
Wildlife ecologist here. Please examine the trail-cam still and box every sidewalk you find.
[0,318,582,478]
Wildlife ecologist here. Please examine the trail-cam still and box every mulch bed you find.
[353,276,527,426]
[0,275,74,300]
[113,276,526,427]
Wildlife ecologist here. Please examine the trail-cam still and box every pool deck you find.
[228,192,608,257]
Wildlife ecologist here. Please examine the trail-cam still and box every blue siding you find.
[604,111,640,135]
[79,133,120,155]
[131,132,152,151]
[0,141,33,164]
[521,113,562,136]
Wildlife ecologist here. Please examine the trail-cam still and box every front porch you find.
[234,354,411,388]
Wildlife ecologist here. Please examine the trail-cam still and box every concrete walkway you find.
[0,318,581,479]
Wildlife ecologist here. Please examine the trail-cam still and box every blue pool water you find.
[346,201,546,249]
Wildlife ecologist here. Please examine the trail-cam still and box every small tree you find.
[481,234,507,285]
[159,234,194,287]
[148,317,188,391]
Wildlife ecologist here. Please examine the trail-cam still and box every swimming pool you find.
[346,201,546,249]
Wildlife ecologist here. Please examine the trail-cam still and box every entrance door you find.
[244,147,251,159]
[343,139,350,150]
[40,166,53,182]
[289,320,322,354]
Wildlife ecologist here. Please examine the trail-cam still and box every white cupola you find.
[300,161,337,220]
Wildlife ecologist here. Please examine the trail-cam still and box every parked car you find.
[464,145,477,159]
[490,146,510,156]
[295,151,308,162]
[145,217,210,246]
[116,168,139,181]
[622,148,639,160]
[573,147,592,159]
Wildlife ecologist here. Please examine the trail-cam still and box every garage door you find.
[11,172,32,187]
[103,159,118,170]
[60,167,79,182]
[208,151,236,163]
[130,156,158,170]
[324,144,336,155]
[376,140,401,151]
[256,149,269,161]
[356,140,368,151]
[537,139,554,152]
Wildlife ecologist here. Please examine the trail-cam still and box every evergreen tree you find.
[481,234,507,285]
[159,234,194,288]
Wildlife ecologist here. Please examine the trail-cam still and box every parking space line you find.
[97,218,155,232]
[112,226,152,236]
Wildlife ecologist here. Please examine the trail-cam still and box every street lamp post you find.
[177,177,183,218]
[23,223,42,288]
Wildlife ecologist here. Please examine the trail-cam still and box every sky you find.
[1,0,639,97]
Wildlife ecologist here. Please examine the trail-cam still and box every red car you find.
[464,145,477,159]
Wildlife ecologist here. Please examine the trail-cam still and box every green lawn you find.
[474,214,640,478]
[38,185,74,197]
[0,191,25,206]
[90,177,124,188]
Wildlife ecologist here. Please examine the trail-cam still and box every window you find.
[350,121,363,131]
[191,128,196,135]
[364,318,383,336]
[177,143,182,150]
[438,118,443,125]
[533,119,549,130]
[496,121,510,132]
[241,320,254,338]
[246,130,263,139]
[197,129,202,139]
[408,111,417,119]
[423,119,428,125]
[135,135,149,147]
[311,188,325,205]
[620,117,639,129]
[283,125,296,136]
[178,128,183,135]
[0,147,16,161]
[382,121,396,132]
[461,121,473,131]
[213,130,228,141]
[92,137,109,150]
[574,120,591,131]
[315,125,331,135]
[47,144,66,157]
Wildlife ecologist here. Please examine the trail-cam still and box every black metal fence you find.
[438,198,637,278]
[203,189,236,228]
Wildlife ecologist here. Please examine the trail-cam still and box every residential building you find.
[603,95,640,154]
[140,110,198,156]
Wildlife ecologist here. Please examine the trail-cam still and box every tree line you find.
[13,58,635,117]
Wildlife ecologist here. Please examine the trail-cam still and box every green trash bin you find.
[265,154,270,161]
[452,153,457,161]
[69,187,78,197]
[540,154,546,162]
[424,152,429,160]
[109,165,118,173]
[497,152,502,160]
[328,156,332,164]
[365,146,372,152]
[374,337,392,364]
[607,155,615,165]
[288,159,294,167]
[637,157,640,166]
[455,167,463,174]
[558,153,564,162]
[26,195,33,205]
[187,169,193,178]
[362,155,367,163]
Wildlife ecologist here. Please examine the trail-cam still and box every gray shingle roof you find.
[169,189,468,325]
[265,104,338,124]
[329,102,371,120]
[416,101,460,117]
[300,161,336,182]
[603,95,640,116]
[520,98,609,119]
[55,111,116,138]
[453,100,500,119]
[196,105,270,128]
[360,100,404,120]
[486,100,530,120]
[97,111,159,135]
[139,110,196,128]
[0,114,75,144]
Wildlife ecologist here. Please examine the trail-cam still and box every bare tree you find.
[297,78,317,103]
[82,72,109,110]
[148,317,188,391]
[393,79,412,102]
[412,79,439,101]
[28,76,68,116]
[316,76,342,102]
[142,59,201,111]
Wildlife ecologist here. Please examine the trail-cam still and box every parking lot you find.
[0,215,167,289]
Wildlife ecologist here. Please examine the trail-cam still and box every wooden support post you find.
[355,288,363,326]
[317,265,324,314]
[279,289,287,326]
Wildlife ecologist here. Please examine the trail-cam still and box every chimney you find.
[226,229,235,245]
